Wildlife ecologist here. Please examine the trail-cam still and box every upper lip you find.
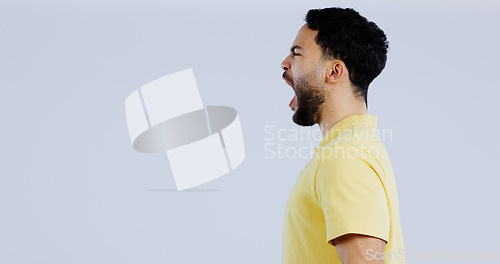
[282,74,294,91]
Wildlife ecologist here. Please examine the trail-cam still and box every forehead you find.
[292,24,320,52]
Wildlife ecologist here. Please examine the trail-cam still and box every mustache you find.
[282,72,294,87]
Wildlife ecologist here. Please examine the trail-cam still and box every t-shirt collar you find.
[317,113,378,149]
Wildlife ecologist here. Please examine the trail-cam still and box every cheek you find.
[291,64,304,78]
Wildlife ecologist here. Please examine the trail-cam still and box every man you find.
[281,7,405,264]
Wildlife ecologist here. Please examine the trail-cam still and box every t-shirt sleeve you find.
[315,147,390,245]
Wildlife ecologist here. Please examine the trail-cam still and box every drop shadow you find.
[146,188,221,192]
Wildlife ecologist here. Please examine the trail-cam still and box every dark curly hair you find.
[305,7,389,107]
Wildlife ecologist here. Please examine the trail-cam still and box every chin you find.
[292,109,316,127]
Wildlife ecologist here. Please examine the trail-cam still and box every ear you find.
[325,60,347,84]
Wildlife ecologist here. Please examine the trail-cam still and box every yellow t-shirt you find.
[282,114,405,264]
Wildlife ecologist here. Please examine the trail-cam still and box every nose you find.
[281,55,291,71]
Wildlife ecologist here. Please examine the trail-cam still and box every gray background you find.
[1,0,499,263]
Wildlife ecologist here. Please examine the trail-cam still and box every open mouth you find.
[283,78,297,112]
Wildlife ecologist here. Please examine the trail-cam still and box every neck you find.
[318,98,367,137]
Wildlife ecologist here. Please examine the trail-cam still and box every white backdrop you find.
[1,0,499,263]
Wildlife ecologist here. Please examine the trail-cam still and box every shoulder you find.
[313,141,386,190]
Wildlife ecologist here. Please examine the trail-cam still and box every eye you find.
[293,53,301,56]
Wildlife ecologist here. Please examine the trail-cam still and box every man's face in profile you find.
[281,24,327,127]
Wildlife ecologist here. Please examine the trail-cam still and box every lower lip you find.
[289,95,297,111]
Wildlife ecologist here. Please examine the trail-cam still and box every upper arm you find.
[333,233,386,264]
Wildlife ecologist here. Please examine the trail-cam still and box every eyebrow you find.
[290,45,303,53]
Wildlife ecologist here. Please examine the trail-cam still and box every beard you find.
[288,68,326,126]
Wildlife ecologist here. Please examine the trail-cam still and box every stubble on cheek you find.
[293,77,326,126]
